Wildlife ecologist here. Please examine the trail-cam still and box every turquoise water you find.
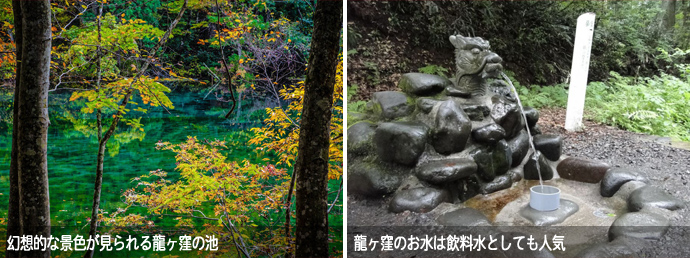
[0,91,264,227]
[0,90,343,256]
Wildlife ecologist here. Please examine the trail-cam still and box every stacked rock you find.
[347,35,564,213]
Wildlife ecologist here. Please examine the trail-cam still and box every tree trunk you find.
[664,0,676,31]
[294,0,342,257]
[6,1,22,257]
[84,2,187,257]
[15,1,52,257]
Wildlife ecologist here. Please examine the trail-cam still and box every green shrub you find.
[418,65,449,78]
[347,83,367,115]
[586,71,690,141]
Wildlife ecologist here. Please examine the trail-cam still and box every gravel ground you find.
[347,108,690,257]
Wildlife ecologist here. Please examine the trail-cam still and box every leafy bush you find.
[346,83,367,115]
[350,1,683,85]
[515,84,569,109]
[586,71,690,141]
[418,64,449,78]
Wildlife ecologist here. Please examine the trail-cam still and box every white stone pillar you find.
[565,13,596,131]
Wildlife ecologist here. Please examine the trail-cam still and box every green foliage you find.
[513,49,690,141]
[586,71,690,141]
[356,1,685,85]
[346,83,367,115]
[347,24,361,49]
[514,83,569,109]
[418,64,449,78]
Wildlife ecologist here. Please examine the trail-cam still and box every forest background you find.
[348,1,690,142]
[0,0,343,257]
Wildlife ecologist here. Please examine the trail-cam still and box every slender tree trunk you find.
[16,1,52,257]
[294,1,342,257]
[6,1,22,257]
[84,5,104,258]
[664,0,677,31]
[682,0,690,49]
[85,2,188,257]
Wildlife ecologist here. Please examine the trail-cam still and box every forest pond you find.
[0,90,266,227]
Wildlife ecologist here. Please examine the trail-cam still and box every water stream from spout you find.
[501,72,544,189]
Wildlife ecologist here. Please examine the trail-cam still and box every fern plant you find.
[418,65,449,78]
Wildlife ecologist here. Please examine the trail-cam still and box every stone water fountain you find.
[348,34,686,257]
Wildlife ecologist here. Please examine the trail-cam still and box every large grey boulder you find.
[463,105,491,121]
[608,212,670,241]
[523,106,539,127]
[491,98,524,138]
[398,73,450,96]
[472,123,507,144]
[416,98,440,113]
[601,168,649,197]
[557,157,610,183]
[348,160,407,197]
[507,130,530,167]
[533,134,562,161]
[371,91,412,120]
[347,121,376,156]
[479,173,513,194]
[389,187,450,213]
[430,100,472,155]
[523,151,554,180]
[628,186,685,212]
[471,140,512,181]
[374,122,429,166]
[415,158,477,184]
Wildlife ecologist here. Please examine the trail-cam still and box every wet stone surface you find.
[491,97,524,138]
[523,106,539,127]
[347,159,408,197]
[416,98,440,113]
[628,185,686,212]
[436,207,491,227]
[431,100,473,155]
[347,121,377,156]
[600,168,649,197]
[523,151,554,181]
[519,199,580,226]
[398,72,451,96]
[479,173,513,194]
[374,122,429,166]
[472,123,507,144]
[575,236,650,258]
[471,140,512,181]
[389,187,451,213]
[533,134,563,161]
[557,157,610,184]
[608,211,670,241]
[463,105,491,121]
[371,91,412,120]
[507,130,530,167]
[415,158,478,184]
